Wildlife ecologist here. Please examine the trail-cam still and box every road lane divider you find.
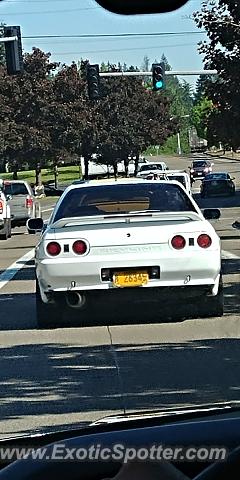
[42,207,55,213]
[0,249,35,290]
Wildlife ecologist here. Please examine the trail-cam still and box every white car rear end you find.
[29,179,223,327]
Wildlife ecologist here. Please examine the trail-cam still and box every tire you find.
[199,275,224,318]
[0,220,9,240]
[8,220,11,238]
[36,280,62,329]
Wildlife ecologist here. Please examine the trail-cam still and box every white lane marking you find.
[0,249,35,290]
[222,250,240,260]
[42,207,55,213]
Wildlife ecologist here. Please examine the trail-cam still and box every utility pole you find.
[177,133,182,156]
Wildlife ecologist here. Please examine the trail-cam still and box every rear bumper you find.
[36,251,221,303]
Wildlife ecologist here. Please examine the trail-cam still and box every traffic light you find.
[152,63,165,91]
[3,26,23,75]
[87,64,101,100]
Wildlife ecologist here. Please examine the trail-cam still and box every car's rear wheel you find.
[199,276,224,318]
[36,280,62,329]
[8,220,11,238]
[0,219,10,240]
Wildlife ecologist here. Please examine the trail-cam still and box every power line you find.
[0,6,100,15]
[22,31,205,39]
[49,42,198,56]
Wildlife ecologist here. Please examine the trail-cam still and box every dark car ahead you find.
[200,172,235,198]
[189,159,214,184]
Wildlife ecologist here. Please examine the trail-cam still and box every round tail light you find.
[197,234,212,249]
[171,235,186,250]
[46,241,61,256]
[72,240,87,255]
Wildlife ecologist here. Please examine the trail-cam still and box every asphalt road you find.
[0,154,239,439]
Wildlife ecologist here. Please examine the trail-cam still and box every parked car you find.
[0,180,11,240]
[27,178,222,328]
[189,160,214,185]
[3,180,36,228]
[43,184,64,197]
[200,172,235,198]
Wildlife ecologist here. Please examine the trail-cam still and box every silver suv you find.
[3,180,36,228]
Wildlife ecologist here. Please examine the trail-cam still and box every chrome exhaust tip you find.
[66,291,86,309]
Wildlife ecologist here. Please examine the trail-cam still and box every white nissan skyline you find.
[27,178,223,327]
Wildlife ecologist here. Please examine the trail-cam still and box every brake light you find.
[72,240,87,255]
[197,234,212,249]
[26,197,33,208]
[46,242,61,256]
[0,200,3,214]
[171,235,186,250]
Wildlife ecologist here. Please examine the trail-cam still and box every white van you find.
[166,170,192,195]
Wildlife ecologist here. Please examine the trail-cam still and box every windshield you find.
[0,0,240,443]
[193,161,208,168]
[140,164,160,171]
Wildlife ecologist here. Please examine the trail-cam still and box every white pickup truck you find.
[0,181,11,240]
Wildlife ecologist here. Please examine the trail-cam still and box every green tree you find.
[95,74,178,175]
[159,56,193,154]
[141,55,150,72]
[191,97,214,139]
[193,1,240,150]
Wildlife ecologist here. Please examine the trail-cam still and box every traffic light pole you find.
[0,36,18,43]
[99,70,218,77]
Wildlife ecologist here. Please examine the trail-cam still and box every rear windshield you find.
[205,173,227,180]
[140,164,160,171]
[168,175,186,188]
[4,183,29,196]
[53,183,196,221]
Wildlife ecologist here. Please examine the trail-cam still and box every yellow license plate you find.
[113,271,149,287]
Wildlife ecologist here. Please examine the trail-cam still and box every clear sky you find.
[0,0,207,87]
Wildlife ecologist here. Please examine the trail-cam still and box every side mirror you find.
[6,195,12,201]
[27,217,44,233]
[203,209,221,220]
[231,177,235,180]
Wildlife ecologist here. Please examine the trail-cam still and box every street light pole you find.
[177,132,182,156]
[170,115,190,156]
